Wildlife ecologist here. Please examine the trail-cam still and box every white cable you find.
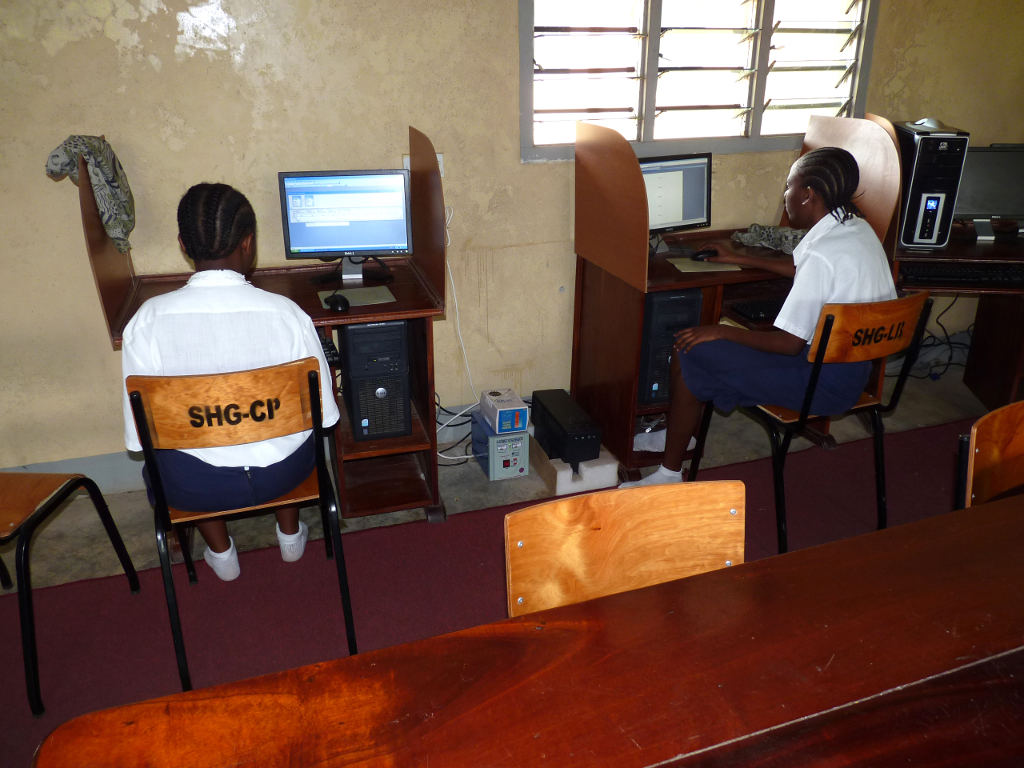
[443,205,476,403]
[436,205,479,460]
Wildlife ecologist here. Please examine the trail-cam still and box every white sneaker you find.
[619,465,684,489]
[277,521,308,563]
[203,538,240,581]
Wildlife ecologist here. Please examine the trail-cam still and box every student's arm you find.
[674,324,806,356]
[700,242,796,278]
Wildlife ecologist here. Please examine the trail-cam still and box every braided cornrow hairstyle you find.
[794,147,864,223]
[177,183,256,262]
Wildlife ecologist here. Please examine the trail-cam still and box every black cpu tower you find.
[638,288,702,404]
[339,320,412,441]
[894,118,970,249]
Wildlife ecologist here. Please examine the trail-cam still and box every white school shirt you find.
[774,214,897,342]
[122,269,339,466]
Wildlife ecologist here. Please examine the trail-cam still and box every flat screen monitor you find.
[954,146,1024,223]
[278,169,413,261]
[640,152,712,235]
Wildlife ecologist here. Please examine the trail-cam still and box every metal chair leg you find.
[869,409,888,530]
[15,530,43,715]
[156,526,193,690]
[0,555,11,590]
[80,477,140,592]
[769,439,790,555]
[326,504,358,656]
[686,403,715,481]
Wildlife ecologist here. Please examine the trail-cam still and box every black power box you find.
[531,389,601,473]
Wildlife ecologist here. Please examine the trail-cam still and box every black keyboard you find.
[899,260,1024,288]
[730,298,784,324]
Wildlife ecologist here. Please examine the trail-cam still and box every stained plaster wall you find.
[1,0,1021,471]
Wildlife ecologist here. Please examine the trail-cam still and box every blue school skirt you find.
[143,434,316,512]
[677,340,870,415]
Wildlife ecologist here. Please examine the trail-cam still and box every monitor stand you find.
[312,256,364,286]
[973,218,996,243]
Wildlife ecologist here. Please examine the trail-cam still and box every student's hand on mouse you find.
[674,324,725,353]
[699,243,738,263]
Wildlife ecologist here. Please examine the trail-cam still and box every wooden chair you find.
[127,357,356,691]
[0,473,139,715]
[690,293,932,554]
[958,401,1024,508]
[504,481,744,617]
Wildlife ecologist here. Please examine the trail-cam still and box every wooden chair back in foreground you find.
[127,357,356,691]
[691,292,932,554]
[960,401,1024,508]
[504,481,745,617]
[0,472,139,715]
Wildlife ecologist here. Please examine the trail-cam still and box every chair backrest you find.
[964,401,1024,507]
[126,357,321,450]
[504,481,745,617]
[808,292,930,365]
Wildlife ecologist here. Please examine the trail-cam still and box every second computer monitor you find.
[640,152,712,235]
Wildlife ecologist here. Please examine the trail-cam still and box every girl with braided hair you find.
[623,147,896,487]
[121,183,339,579]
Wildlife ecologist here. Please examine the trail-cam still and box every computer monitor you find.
[953,146,1024,240]
[278,169,412,279]
[640,152,712,236]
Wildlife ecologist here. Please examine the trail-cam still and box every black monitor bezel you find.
[953,146,1024,222]
[639,151,712,235]
[278,168,413,260]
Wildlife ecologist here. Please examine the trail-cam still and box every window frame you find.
[519,0,880,162]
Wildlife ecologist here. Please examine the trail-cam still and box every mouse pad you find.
[318,285,396,309]
[668,258,741,273]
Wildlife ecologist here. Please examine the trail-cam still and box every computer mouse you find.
[324,293,350,312]
[691,248,718,261]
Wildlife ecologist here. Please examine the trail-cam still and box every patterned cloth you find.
[46,135,135,253]
[730,223,806,255]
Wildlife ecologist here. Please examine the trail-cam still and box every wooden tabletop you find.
[34,497,1024,767]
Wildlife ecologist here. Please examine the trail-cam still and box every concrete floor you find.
[1,370,986,591]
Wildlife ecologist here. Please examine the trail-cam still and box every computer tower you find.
[638,288,702,404]
[339,320,411,441]
[894,118,969,249]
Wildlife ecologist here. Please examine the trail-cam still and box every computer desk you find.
[896,233,1024,409]
[33,494,1024,767]
[76,127,449,521]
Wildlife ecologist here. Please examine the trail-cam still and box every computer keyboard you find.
[899,260,1024,288]
[730,298,784,324]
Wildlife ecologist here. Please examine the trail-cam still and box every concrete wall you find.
[2,0,1022,472]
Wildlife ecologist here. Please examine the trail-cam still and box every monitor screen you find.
[953,146,1024,222]
[278,169,412,260]
[640,152,712,234]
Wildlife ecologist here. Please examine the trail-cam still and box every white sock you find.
[619,464,683,488]
[633,431,697,453]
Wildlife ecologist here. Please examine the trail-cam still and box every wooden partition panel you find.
[408,126,447,307]
[76,154,138,349]
[798,115,902,247]
[574,122,649,292]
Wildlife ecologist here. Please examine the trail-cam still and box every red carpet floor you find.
[0,418,970,766]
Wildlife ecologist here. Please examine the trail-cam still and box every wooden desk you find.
[76,127,448,520]
[34,496,1024,767]
[896,235,1024,408]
